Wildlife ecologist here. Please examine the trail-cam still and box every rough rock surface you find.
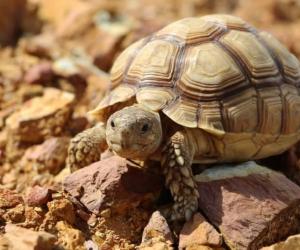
[142,211,173,244]
[0,189,23,208]
[56,221,85,250]
[261,234,300,250]
[179,213,222,250]
[6,88,74,144]
[21,136,70,174]
[3,224,56,250]
[195,161,300,250]
[63,156,164,214]
[140,211,173,249]
[25,185,52,206]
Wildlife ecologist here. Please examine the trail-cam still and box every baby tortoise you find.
[67,14,300,221]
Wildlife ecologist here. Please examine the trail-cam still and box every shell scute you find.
[156,17,224,44]
[110,39,146,86]
[92,15,300,139]
[178,43,245,100]
[257,87,282,135]
[126,40,179,87]
[222,89,258,133]
[220,30,280,83]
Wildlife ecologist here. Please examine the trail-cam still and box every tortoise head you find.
[106,104,163,159]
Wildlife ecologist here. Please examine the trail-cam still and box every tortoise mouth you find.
[108,141,149,159]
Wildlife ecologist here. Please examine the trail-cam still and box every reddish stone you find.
[0,189,23,208]
[24,62,54,84]
[22,137,70,174]
[196,162,300,249]
[26,186,51,206]
[63,156,163,214]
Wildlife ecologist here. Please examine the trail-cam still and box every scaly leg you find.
[67,123,107,172]
[161,131,199,221]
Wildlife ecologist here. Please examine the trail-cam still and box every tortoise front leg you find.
[66,123,108,172]
[161,131,199,221]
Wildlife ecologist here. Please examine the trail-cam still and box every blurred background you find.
[0,0,300,163]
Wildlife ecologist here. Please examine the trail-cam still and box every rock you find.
[142,211,173,244]
[56,3,99,39]
[261,234,300,250]
[56,221,85,250]
[179,213,222,250]
[89,30,125,71]
[138,238,174,250]
[3,224,56,250]
[274,0,300,21]
[24,62,54,84]
[6,88,74,144]
[21,33,60,59]
[37,0,89,29]
[0,0,27,45]
[3,204,25,223]
[47,198,75,225]
[26,185,51,206]
[21,137,70,174]
[52,57,83,78]
[195,161,300,250]
[82,10,131,71]
[63,156,163,214]
[83,74,113,111]
[17,85,44,103]
[0,189,23,208]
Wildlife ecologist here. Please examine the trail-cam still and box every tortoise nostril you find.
[111,120,115,128]
[141,123,149,133]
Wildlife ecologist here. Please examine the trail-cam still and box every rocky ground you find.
[1,0,300,249]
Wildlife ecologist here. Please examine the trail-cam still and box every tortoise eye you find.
[141,123,149,133]
[111,120,115,128]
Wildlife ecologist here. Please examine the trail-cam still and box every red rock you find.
[4,224,56,250]
[0,189,23,208]
[24,62,54,84]
[195,162,300,250]
[26,185,51,206]
[142,211,173,244]
[179,213,222,250]
[21,137,70,174]
[63,156,163,214]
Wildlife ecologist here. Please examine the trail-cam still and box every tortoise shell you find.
[91,14,300,139]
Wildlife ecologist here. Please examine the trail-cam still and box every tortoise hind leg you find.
[66,123,108,172]
[161,131,199,221]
